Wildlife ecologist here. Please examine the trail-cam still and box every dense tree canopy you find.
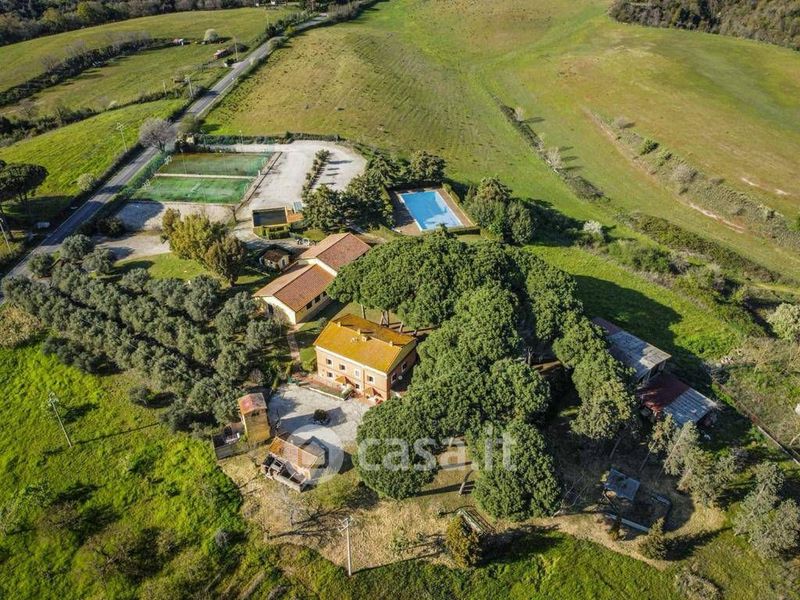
[338,233,632,517]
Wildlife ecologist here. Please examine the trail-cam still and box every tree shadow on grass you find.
[62,402,97,424]
[114,258,155,274]
[667,528,720,560]
[571,273,712,391]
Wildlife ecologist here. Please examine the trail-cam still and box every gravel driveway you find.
[268,383,368,446]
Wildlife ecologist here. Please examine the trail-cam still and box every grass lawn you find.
[204,0,800,280]
[0,45,224,120]
[160,152,271,177]
[530,245,741,386]
[132,175,250,204]
[0,99,183,221]
[0,341,244,599]
[275,532,680,600]
[116,251,272,291]
[0,8,296,93]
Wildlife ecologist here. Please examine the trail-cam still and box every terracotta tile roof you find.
[253,264,334,311]
[314,314,416,373]
[299,232,370,273]
[237,393,266,415]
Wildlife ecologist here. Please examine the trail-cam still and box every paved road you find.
[2,15,327,284]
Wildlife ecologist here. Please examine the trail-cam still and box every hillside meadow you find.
[0,99,183,220]
[204,0,800,279]
[0,8,296,120]
[0,342,244,599]
[0,7,287,93]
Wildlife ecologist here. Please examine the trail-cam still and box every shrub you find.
[82,248,115,274]
[96,217,125,238]
[0,306,42,348]
[639,138,659,155]
[674,568,721,600]
[76,173,97,192]
[607,240,672,274]
[128,386,151,407]
[60,234,94,262]
[671,163,696,191]
[203,29,219,43]
[767,303,800,342]
[28,252,55,278]
[444,516,481,568]
[639,517,668,559]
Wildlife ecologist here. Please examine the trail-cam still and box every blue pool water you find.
[399,190,463,230]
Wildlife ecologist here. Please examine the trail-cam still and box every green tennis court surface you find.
[132,176,250,204]
[159,152,271,177]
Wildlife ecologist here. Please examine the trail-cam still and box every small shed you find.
[604,468,641,502]
[212,422,245,459]
[263,434,327,492]
[592,318,671,385]
[238,393,270,445]
[260,246,292,271]
[637,373,717,427]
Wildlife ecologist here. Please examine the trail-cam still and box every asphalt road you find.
[2,15,327,284]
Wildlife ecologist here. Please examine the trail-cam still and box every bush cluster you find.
[2,261,280,428]
[332,233,634,517]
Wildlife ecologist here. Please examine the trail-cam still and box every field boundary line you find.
[155,173,251,180]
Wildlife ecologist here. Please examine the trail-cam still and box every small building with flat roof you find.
[252,207,302,239]
[637,373,717,427]
[592,317,671,385]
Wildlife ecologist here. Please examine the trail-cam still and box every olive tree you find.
[138,118,172,151]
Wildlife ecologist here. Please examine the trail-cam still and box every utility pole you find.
[46,392,72,449]
[186,75,194,97]
[0,216,11,251]
[338,516,353,577]
[115,122,128,153]
[233,36,239,62]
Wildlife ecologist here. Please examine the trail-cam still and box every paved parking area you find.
[268,383,368,446]
[214,141,366,213]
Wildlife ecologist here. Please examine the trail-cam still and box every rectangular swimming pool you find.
[398,189,463,230]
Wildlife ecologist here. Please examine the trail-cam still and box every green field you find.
[0,8,294,94]
[531,246,741,383]
[0,46,222,119]
[0,99,182,220]
[0,9,295,120]
[204,0,800,279]
[160,152,271,176]
[133,175,249,204]
[0,342,244,599]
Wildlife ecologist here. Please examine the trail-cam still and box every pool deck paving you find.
[391,186,473,235]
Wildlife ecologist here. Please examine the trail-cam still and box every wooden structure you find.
[263,434,327,492]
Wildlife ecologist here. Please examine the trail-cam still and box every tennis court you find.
[132,176,250,204]
[159,152,271,177]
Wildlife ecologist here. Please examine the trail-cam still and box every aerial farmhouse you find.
[253,233,369,325]
[313,314,417,403]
